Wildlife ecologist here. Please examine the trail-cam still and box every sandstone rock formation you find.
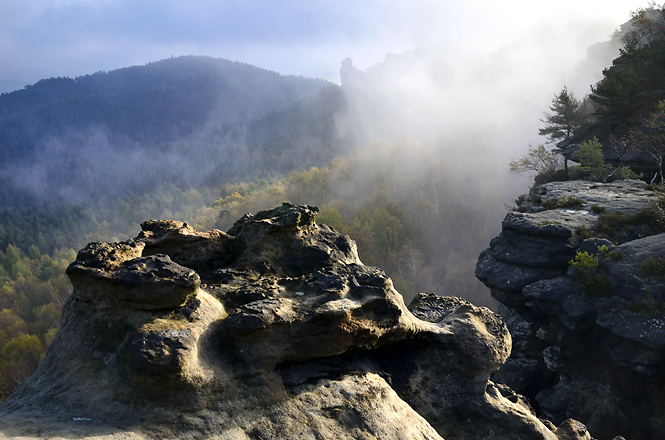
[0,204,590,439]
[477,179,665,440]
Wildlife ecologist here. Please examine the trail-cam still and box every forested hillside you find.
[0,55,328,162]
[0,56,344,204]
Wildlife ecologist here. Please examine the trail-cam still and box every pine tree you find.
[539,87,585,143]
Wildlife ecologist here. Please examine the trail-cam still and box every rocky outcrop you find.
[0,203,591,439]
[477,179,665,440]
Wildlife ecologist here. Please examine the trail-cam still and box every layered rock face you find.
[477,180,665,440]
[0,204,590,439]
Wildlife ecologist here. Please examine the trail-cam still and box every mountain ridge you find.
[0,55,344,203]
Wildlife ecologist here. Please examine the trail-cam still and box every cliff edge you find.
[477,179,665,440]
[0,204,590,439]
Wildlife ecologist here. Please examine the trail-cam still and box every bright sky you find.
[0,0,652,93]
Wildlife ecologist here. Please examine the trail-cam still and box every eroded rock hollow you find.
[0,204,590,439]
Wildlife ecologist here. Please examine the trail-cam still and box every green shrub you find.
[628,293,665,315]
[540,195,584,210]
[629,209,659,226]
[590,205,606,214]
[610,166,642,181]
[570,250,610,298]
[573,137,641,182]
[514,194,528,210]
[650,196,665,225]
[608,250,624,261]
[574,138,611,181]
[570,251,599,275]
[534,169,570,185]
[596,212,627,231]
[593,209,665,244]
[558,196,583,208]
[646,183,665,192]
[576,225,594,240]
[642,256,665,281]
[580,273,611,297]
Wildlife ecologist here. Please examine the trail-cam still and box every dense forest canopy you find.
[0,56,329,158]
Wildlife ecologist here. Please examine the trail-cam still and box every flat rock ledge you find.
[476,180,665,440]
[0,204,590,440]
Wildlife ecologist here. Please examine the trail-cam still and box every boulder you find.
[67,243,200,310]
[0,203,587,439]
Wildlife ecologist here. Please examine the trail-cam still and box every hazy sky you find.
[0,0,650,93]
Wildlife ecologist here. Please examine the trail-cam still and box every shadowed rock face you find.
[0,204,590,440]
[477,180,665,440]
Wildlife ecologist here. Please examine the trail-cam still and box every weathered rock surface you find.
[477,180,665,440]
[0,203,590,439]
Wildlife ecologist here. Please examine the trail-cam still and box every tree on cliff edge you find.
[538,86,586,144]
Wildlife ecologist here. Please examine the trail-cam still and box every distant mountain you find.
[0,56,345,203]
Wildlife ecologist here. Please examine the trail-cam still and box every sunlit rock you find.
[0,203,590,439]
